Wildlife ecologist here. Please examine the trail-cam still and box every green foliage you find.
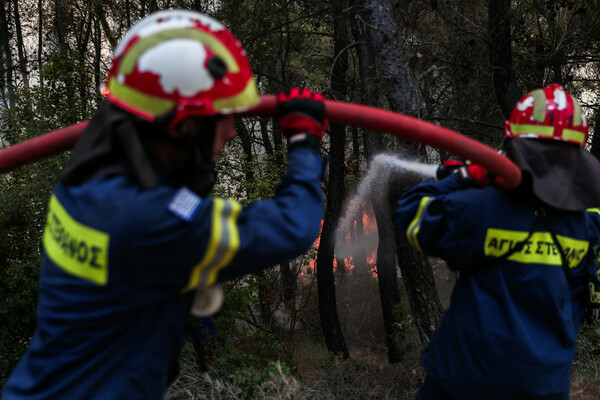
[211,343,294,398]
[0,253,39,388]
[2,47,99,145]
[218,0,332,90]
[213,140,292,211]
[317,351,345,371]
[205,283,295,396]
[0,46,101,386]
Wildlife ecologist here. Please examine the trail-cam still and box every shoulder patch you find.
[168,187,202,221]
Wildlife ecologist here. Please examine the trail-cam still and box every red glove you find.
[436,160,464,179]
[457,164,503,188]
[437,160,502,188]
[278,88,328,149]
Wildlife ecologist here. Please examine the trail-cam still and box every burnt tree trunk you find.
[361,0,444,352]
[348,127,368,272]
[396,244,444,345]
[316,0,350,359]
[371,170,403,363]
[390,174,445,346]
[361,0,411,361]
[350,2,381,160]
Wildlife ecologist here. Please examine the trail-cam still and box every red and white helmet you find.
[505,83,588,147]
[103,10,259,127]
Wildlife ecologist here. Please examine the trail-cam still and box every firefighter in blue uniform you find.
[3,10,327,400]
[395,84,600,400]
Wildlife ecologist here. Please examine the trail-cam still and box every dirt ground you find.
[291,258,600,399]
[570,379,600,399]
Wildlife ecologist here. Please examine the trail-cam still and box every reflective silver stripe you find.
[183,198,241,292]
[406,197,432,252]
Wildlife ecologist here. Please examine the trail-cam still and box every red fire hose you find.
[0,95,522,188]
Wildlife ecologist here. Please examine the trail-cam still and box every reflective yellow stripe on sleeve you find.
[183,198,242,292]
[406,197,432,253]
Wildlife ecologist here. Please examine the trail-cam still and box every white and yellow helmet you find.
[104,10,259,126]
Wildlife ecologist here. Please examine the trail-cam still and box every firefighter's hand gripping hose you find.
[277,87,328,150]
[436,160,465,180]
[437,160,504,188]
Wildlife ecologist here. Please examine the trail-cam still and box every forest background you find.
[1,0,600,399]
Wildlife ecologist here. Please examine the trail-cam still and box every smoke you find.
[334,154,437,263]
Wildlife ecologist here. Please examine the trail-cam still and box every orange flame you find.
[304,207,379,275]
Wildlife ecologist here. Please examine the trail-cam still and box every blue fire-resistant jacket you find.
[394,174,599,400]
[2,147,324,400]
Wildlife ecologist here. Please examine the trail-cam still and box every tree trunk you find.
[280,260,296,307]
[395,241,444,344]
[350,3,381,160]
[590,112,600,161]
[93,14,102,97]
[362,0,444,352]
[54,0,68,50]
[348,127,368,272]
[488,0,521,119]
[0,1,12,108]
[12,0,28,87]
[125,0,131,27]
[390,174,445,347]
[316,0,350,359]
[94,1,117,49]
[364,0,417,115]
[361,0,409,360]
[317,176,349,357]
[372,178,403,363]
[37,0,43,87]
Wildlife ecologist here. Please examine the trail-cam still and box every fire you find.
[340,204,378,274]
[99,84,110,96]
[302,205,379,276]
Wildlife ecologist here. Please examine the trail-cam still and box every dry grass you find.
[165,262,600,399]
[165,337,423,400]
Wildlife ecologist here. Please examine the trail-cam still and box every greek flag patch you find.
[168,187,202,221]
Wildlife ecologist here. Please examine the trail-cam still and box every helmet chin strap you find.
[168,116,219,197]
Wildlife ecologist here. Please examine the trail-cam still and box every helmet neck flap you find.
[60,100,219,197]
[159,116,219,196]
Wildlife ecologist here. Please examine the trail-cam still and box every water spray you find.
[334,154,437,261]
